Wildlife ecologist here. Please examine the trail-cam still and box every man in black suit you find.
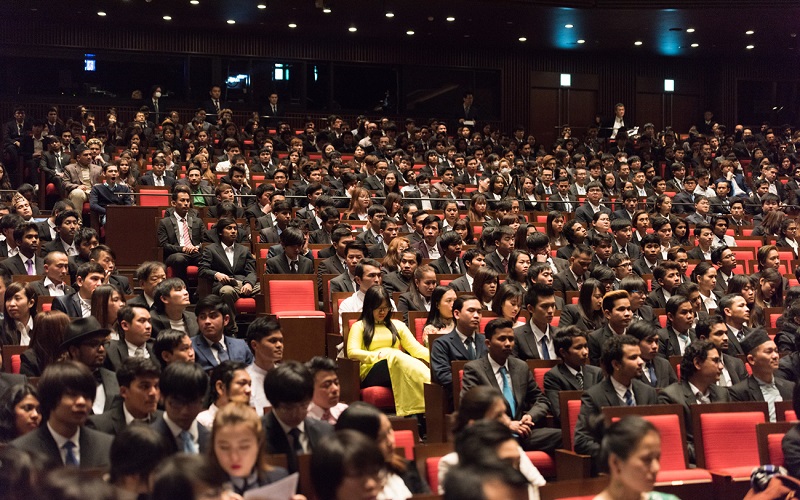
[157,186,204,283]
[266,227,314,274]
[383,248,420,294]
[513,284,559,361]
[448,248,485,293]
[369,217,399,259]
[151,361,211,454]
[138,158,176,189]
[484,226,516,275]
[588,290,634,366]
[574,334,659,469]
[548,176,578,214]
[259,200,292,244]
[632,234,661,277]
[316,227,354,298]
[695,314,748,387]
[461,318,562,454]
[202,85,226,124]
[61,316,120,414]
[41,209,81,258]
[599,102,627,140]
[719,293,752,356]
[0,221,44,276]
[430,295,486,411]
[198,217,258,332]
[263,361,334,473]
[88,357,162,435]
[629,321,678,389]
[553,244,593,295]
[89,245,132,295]
[574,182,611,227]
[3,107,30,172]
[658,295,697,359]
[611,190,639,222]
[430,231,466,276]
[10,360,113,468]
[543,327,604,425]
[53,262,105,319]
[261,91,282,128]
[104,305,157,372]
[658,340,729,463]
[610,219,641,260]
[647,262,681,311]
[404,173,441,210]
[730,330,795,422]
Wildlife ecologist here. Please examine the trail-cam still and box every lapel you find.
[36,425,63,462]
[668,328,681,355]
[213,244,235,274]
[726,326,744,354]
[558,363,581,390]
[194,338,216,368]
[520,324,540,360]
[70,293,83,317]
[679,381,697,405]
[748,377,765,401]
[446,331,470,359]
[479,357,501,391]
[99,367,120,410]
[601,378,621,406]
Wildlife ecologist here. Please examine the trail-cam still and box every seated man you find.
[383,247,421,294]
[587,290,633,366]
[553,244,593,294]
[461,318,562,455]
[53,262,105,318]
[153,329,195,368]
[695,314,748,387]
[316,226,354,296]
[658,295,697,359]
[29,251,70,297]
[484,225,515,274]
[87,357,163,435]
[245,317,284,416]
[157,185,203,283]
[197,360,252,428]
[89,161,133,225]
[329,241,367,295]
[63,145,102,209]
[41,209,80,257]
[628,320,677,389]
[0,221,44,276]
[263,361,334,472]
[192,294,253,370]
[68,227,99,282]
[543,326,603,424]
[89,244,132,294]
[265,226,314,274]
[573,334,659,469]
[512,283,558,361]
[127,261,167,309]
[305,356,349,425]
[150,278,198,337]
[658,340,728,463]
[10,360,113,468]
[104,304,156,371]
[647,262,682,310]
[337,259,393,332]
[150,361,210,454]
[448,248,487,293]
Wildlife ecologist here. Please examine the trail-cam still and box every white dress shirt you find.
[48,422,80,465]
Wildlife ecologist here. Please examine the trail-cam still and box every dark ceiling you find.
[10,0,800,57]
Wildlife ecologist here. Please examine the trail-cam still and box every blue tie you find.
[63,441,79,466]
[499,366,516,417]
[647,362,658,387]
[213,342,229,362]
[624,388,634,406]
[180,430,197,454]
[540,335,551,360]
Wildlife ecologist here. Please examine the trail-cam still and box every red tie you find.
[181,218,192,247]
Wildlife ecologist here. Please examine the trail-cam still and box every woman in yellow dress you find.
[346,286,430,417]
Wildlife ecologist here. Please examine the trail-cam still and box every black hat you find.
[740,329,772,355]
[60,317,111,349]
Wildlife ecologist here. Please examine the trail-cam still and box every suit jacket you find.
[89,183,133,214]
[632,256,660,277]
[404,189,441,210]
[686,247,710,261]
[558,304,603,333]
[430,330,488,391]
[548,194,579,214]
[724,353,749,386]
[63,163,103,193]
[543,363,604,422]
[461,355,551,424]
[632,304,658,328]
[150,310,199,338]
[382,271,410,294]
[0,372,26,395]
[266,254,314,274]
[725,324,751,356]
[36,219,55,242]
[138,173,176,189]
[553,268,587,294]
[329,272,356,294]
[447,275,472,293]
[573,378,659,464]
[192,335,254,370]
[150,414,210,454]
[0,253,44,276]
[103,339,157,372]
[157,214,204,257]
[52,292,84,318]
[368,242,387,259]
[310,229,332,246]
[262,412,333,472]
[512,323,560,361]
[10,424,113,468]
[647,288,670,310]
[612,240,641,260]
[638,357,678,388]
[658,380,730,461]
[430,256,466,276]
[657,326,697,358]
[260,227,281,244]
[87,404,163,436]
[574,202,611,227]
[484,251,509,275]
[588,325,624,367]
[783,425,800,479]
[729,375,795,405]
[198,242,257,293]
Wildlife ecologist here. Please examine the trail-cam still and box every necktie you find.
[451,261,459,274]
[287,428,302,473]
[321,410,333,424]
[465,336,476,360]
[290,261,298,273]
[213,342,229,362]
[678,334,689,353]
[501,258,508,273]
[179,430,197,454]
[545,186,551,195]
[272,105,277,115]
[577,276,583,289]
[26,259,34,275]
[696,391,710,404]
[575,370,584,389]
[214,100,220,112]
[63,441,79,466]
[540,335,551,360]
[134,347,144,358]
[499,366,516,417]
[180,218,191,247]
[56,153,62,169]
[624,388,634,406]
[647,362,658,387]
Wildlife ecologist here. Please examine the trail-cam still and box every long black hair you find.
[358,286,398,349]
[0,383,38,443]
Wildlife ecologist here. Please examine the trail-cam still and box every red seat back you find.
[41,302,52,312]
[770,314,781,329]
[394,430,415,461]
[139,189,170,207]
[658,315,667,328]
[414,318,427,344]
[698,411,765,469]
[533,367,552,391]
[11,354,21,374]
[568,399,582,451]
[786,410,797,421]
[267,279,316,313]
[768,433,786,466]
[426,457,443,493]
[612,414,685,470]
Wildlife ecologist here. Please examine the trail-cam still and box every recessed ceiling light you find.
[691,43,699,47]
[577,39,585,44]
[288,23,297,28]
[348,26,357,32]
[322,7,331,13]
[746,30,754,35]
[746,44,755,49]
[518,37,527,42]
[406,30,415,35]
[385,12,394,18]
[97,11,106,16]
[686,28,695,33]
[163,15,172,20]
[565,24,574,28]
[227,19,235,24]
[190,0,199,4]
[257,4,266,9]
[634,40,643,46]
[446,16,455,22]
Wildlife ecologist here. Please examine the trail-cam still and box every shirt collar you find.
[164,411,199,440]
[487,353,508,375]
[688,381,710,400]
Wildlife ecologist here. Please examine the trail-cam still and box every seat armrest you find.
[555,449,592,481]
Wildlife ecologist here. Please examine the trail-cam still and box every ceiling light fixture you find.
[227,19,235,24]
[519,37,527,42]
[163,15,172,20]
[406,30,415,35]
[746,44,754,49]
[257,4,266,9]
[577,39,585,44]
[97,11,106,16]
[565,24,573,28]
[746,30,754,35]
[348,26,357,32]
[686,28,695,33]
[634,40,643,46]
[190,0,199,4]
[691,43,699,47]
[288,23,297,28]
[322,8,331,13]
[446,16,455,22]
[385,12,394,18]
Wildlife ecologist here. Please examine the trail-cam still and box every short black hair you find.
[524,282,555,308]
[264,360,314,407]
[680,340,717,382]
[600,334,639,375]
[195,294,231,318]
[306,356,338,378]
[553,325,588,359]
[245,317,282,351]
[153,329,190,368]
[484,317,514,341]
[159,361,208,402]
[208,360,248,403]
[116,357,160,388]
[38,361,96,421]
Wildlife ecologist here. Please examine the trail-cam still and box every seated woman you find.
[382,237,410,275]
[397,265,438,324]
[558,278,605,331]
[422,286,457,347]
[0,383,40,444]
[472,267,499,310]
[310,430,387,500]
[491,282,525,326]
[150,278,199,337]
[336,402,430,498]
[777,218,800,259]
[20,311,71,377]
[346,286,430,417]
[504,250,531,291]
[1,282,37,346]
[209,402,305,498]
[91,283,126,340]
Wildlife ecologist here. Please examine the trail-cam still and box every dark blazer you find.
[573,378,659,464]
[484,251,508,275]
[52,292,84,318]
[588,325,623,367]
[404,189,441,210]
[103,340,157,372]
[0,372,26,395]
[430,256,466,276]
[657,326,697,359]
[461,355,551,424]
[89,183,133,214]
[262,412,333,472]
[612,240,641,260]
[646,288,670,310]
[574,202,611,227]
[632,256,660,277]
[686,247,710,262]
[632,304,658,328]
[397,291,426,324]
[198,242,257,293]
[87,404,163,436]
[553,268,587,294]
[157,214,204,257]
[658,380,729,462]
[368,242,387,259]
[10,424,113,468]
[447,275,472,293]
[329,272,356,295]
[512,323,559,361]
[783,425,800,479]
[310,229,332,246]
[382,271,410,294]
[729,375,795,405]
[265,254,314,274]
[19,349,43,377]
[549,194,579,214]
[260,227,281,244]
[543,363,604,423]
[558,304,603,333]
[638,357,678,388]
[724,353,749,386]
[0,253,44,275]
[139,174,176,189]
[150,310,200,338]
[150,415,210,454]
[725,324,751,357]
[97,367,122,412]
[430,330,488,392]
[192,335,254,371]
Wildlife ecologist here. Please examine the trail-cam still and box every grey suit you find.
[11,424,113,468]
[543,363,604,423]
[150,414,210,454]
[382,271,410,294]
[329,272,356,295]
[657,326,696,359]
[87,404,163,436]
[447,275,472,293]
[658,380,729,463]
[553,268,587,294]
[150,310,199,338]
[729,375,795,409]
[0,253,44,275]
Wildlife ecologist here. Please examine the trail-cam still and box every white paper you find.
[243,472,299,500]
